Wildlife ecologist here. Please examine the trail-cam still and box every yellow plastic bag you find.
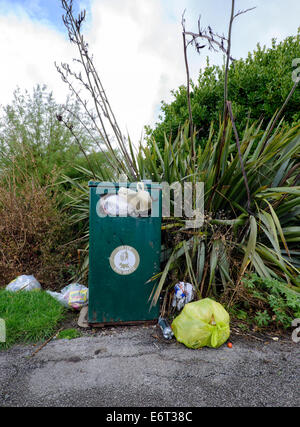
[171,298,230,349]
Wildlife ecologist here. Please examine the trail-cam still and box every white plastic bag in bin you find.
[6,275,41,292]
[100,194,135,216]
[99,182,152,217]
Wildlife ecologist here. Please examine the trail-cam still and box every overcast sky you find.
[1,0,299,141]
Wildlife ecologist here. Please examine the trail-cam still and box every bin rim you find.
[88,181,162,189]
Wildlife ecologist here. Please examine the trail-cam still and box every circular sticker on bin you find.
[109,245,140,275]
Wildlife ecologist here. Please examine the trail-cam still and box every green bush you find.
[0,85,112,287]
[0,177,78,290]
[146,32,300,149]
[0,84,110,192]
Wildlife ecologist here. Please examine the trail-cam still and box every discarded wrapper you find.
[172,282,195,311]
[47,283,88,310]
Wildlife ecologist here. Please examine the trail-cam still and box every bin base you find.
[79,305,158,328]
[88,319,158,328]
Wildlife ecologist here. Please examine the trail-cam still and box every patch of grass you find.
[0,290,66,350]
[56,328,81,340]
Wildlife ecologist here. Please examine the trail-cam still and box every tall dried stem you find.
[56,0,138,179]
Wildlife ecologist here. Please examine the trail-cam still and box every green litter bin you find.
[88,181,161,325]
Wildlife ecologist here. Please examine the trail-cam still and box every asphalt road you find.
[0,326,299,407]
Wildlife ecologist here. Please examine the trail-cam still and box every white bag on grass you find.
[6,275,41,292]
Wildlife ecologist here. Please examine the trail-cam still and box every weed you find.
[56,328,81,340]
[238,274,300,329]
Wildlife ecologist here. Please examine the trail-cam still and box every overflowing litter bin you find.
[88,181,162,325]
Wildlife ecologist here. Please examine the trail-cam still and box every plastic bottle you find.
[158,316,174,340]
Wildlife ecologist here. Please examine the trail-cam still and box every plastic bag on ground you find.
[171,298,230,349]
[47,283,88,310]
[6,275,41,292]
[172,282,195,311]
[46,291,70,308]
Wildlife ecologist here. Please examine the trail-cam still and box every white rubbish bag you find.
[99,182,152,217]
[6,275,42,292]
[47,283,88,310]
[100,194,136,217]
[119,182,152,215]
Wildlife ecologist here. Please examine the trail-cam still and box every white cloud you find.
[85,0,195,141]
[0,6,72,106]
[0,0,195,143]
[0,0,299,143]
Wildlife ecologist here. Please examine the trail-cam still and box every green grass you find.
[0,290,66,350]
[56,328,82,340]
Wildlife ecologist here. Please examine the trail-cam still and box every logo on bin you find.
[109,245,140,275]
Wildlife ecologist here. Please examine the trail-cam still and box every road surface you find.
[0,326,299,407]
